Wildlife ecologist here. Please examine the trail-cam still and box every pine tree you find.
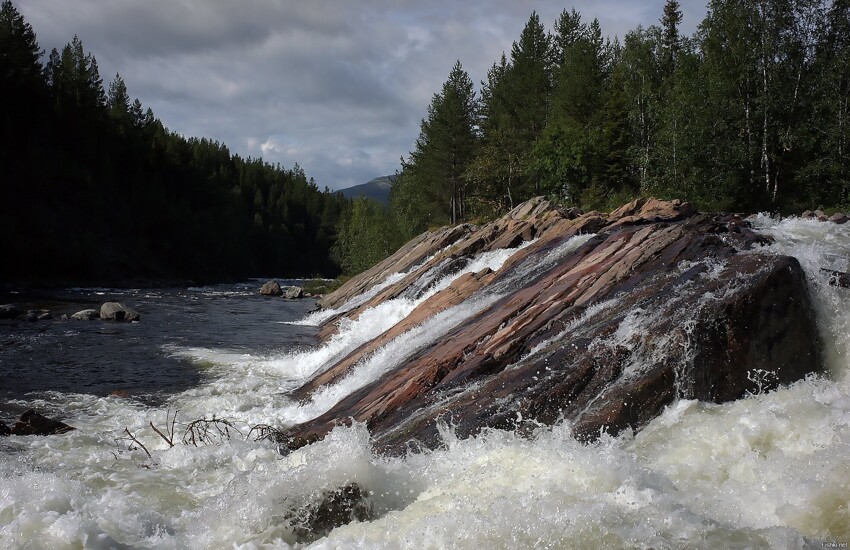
[504,12,552,199]
[398,60,478,226]
[534,10,612,204]
[470,53,518,211]
[48,35,106,112]
[661,0,684,70]
[0,0,42,86]
[107,73,132,125]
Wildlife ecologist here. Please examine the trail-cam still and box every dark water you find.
[0,280,318,419]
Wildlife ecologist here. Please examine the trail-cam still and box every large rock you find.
[260,280,283,296]
[100,302,140,321]
[0,421,10,436]
[285,484,373,544]
[71,309,100,320]
[277,198,824,456]
[285,286,304,299]
[8,410,75,436]
[828,212,848,224]
[0,304,20,319]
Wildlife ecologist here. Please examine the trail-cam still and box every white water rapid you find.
[1,220,848,548]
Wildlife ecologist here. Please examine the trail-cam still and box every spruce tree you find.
[504,12,552,199]
[399,60,478,226]
[661,0,683,70]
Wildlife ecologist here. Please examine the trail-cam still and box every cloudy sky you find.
[19,1,704,191]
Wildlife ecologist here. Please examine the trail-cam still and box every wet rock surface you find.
[280,198,824,455]
[284,483,373,544]
[3,410,76,436]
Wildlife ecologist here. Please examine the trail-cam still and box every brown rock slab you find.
[10,410,75,436]
[279,199,824,457]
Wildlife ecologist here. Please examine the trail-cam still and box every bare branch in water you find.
[182,416,244,446]
[149,409,178,448]
[248,424,285,442]
[121,428,151,459]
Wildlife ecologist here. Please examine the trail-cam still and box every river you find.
[1,218,848,548]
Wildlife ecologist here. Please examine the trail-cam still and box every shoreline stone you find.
[71,309,100,320]
[100,302,140,322]
[285,285,304,299]
[260,280,283,296]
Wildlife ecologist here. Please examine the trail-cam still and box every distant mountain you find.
[338,175,394,204]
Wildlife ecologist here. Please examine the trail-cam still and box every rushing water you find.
[1,220,849,549]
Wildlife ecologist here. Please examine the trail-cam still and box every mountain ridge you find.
[337,175,394,204]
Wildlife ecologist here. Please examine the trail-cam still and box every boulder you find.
[801,210,814,219]
[100,302,140,321]
[0,421,10,436]
[37,312,52,321]
[828,212,848,224]
[0,304,20,320]
[285,286,304,299]
[109,389,131,398]
[260,280,283,296]
[19,311,39,322]
[277,199,824,456]
[285,484,373,544]
[71,309,100,320]
[10,410,75,436]
[814,209,826,218]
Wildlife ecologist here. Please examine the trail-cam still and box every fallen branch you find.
[120,428,151,459]
[182,416,243,446]
[248,424,285,442]
[149,409,178,448]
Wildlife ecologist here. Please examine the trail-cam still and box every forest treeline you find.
[334,0,850,274]
[1,1,348,286]
[4,1,849,283]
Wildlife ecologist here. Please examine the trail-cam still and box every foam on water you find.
[294,271,408,327]
[280,293,504,425]
[2,221,849,548]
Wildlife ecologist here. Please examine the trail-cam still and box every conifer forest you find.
[3,1,849,280]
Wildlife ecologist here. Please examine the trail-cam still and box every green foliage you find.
[303,277,348,295]
[403,61,478,225]
[463,0,849,215]
[334,197,402,275]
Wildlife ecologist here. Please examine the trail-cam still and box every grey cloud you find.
[18,0,702,190]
